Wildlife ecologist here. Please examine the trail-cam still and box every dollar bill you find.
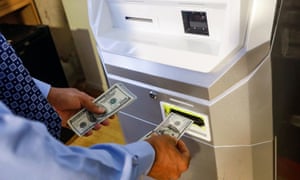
[141,112,194,140]
[68,83,137,136]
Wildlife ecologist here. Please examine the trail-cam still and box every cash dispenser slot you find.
[160,102,211,141]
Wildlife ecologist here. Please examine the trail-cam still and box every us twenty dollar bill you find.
[68,83,137,136]
[141,112,193,140]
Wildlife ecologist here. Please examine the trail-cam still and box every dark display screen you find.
[182,11,209,35]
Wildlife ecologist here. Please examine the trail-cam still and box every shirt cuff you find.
[0,102,12,114]
[124,141,155,176]
[33,78,51,98]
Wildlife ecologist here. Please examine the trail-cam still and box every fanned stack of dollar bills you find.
[68,83,137,136]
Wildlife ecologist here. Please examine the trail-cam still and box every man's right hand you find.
[145,135,191,180]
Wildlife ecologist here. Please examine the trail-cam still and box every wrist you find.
[47,87,59,105]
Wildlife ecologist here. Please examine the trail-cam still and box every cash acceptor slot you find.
[160,102,211,141]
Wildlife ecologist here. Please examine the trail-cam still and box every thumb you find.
[81,97,106,114]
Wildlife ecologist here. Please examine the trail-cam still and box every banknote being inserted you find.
[67,83,137,136]
[141,112,194,141]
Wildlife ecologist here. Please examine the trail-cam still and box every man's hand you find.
[47,87,113,136]
[145,135,191,180]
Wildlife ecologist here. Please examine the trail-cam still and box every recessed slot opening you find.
[125,16,153,23]
[170,109,205,127]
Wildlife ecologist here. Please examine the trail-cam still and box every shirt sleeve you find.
[33,78,51,97]
[0,102,155,180]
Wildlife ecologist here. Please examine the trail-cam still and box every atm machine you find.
[88,0,277,179]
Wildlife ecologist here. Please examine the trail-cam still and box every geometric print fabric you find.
[0,32,61,139]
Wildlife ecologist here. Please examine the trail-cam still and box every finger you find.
[81,97,106,114]
[109,114,116,119]
[101,119,110,126]
[176,140,191,172]
[144,132,158,140]
[156,135,177,147]
[93,123,102,130]
[77,90,104,112]
[176,140,190,159]
[84,130,93,137]
[164,134,177,145]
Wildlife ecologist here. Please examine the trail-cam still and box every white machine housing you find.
[89,0,275,72]
[89,0,277,179]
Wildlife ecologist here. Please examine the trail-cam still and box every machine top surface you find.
[89,0,276,73]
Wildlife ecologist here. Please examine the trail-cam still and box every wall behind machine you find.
[33,0,84,87]
[34,0,106,90]
[61,0,108,91]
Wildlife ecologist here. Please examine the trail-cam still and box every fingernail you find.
[98,105,106,112]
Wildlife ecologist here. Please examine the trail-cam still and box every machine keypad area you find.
[182,11,209,36]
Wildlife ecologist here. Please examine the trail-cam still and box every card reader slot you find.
[170,109,205,127]
[125,16,153,23]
